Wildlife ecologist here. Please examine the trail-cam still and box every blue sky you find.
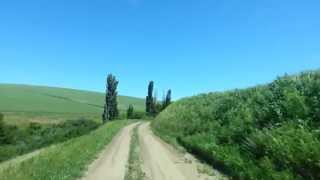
[0,0,320,99]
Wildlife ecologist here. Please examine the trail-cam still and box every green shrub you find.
[0,118,99,163]
[130,111,146,119]
[152,70,320,179]
[0,113,5,144]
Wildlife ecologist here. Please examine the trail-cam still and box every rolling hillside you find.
[0,84,145,114]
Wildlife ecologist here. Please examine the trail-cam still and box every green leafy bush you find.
[152,70,320,179]
[0,118,99,162]
[0,113,5,144]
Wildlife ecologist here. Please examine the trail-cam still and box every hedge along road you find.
[82,122,226,180]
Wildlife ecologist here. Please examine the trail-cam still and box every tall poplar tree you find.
[127,105,134,119]
[102,74,119,122]
[146,81,154,115]
[162,89,172,110]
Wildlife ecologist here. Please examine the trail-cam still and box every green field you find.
[0,84,144,113]
[0,84,145,125]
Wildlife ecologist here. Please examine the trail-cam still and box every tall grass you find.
[0,120,130,180]
[152,70,320,179]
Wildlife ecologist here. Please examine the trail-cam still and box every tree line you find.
[146,81,171,116]
[102,74,172,123]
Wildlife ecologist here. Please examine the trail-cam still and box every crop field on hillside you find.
[0,84,145,113]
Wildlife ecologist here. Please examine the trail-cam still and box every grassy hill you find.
[0,84,144,113]
[152,70,320,179]
[0,84,144,125]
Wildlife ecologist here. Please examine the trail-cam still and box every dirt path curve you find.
[82,122,139,180]
[139,122,224,180]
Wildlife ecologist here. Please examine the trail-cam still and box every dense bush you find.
[152,70,320,179]
[129,111,146,119]
[0,118,99,162]
[0,113,4,143]
[0,113,19,145]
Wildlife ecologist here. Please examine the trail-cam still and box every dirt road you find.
[82,123,139,180]
[82,122,225,180]
[1,122,224,180]
[139,122,223,180]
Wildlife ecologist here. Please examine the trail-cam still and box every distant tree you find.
[151,91,158,115]
[162,89,172,110]
[146,82,172,116]
[151,91,164,116]
[146,81,154,116]
[127,105,134,119]
[0,113,6,144]
[102,74,119,122]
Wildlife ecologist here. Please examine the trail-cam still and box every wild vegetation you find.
[0,113,5,144]
[0,120,130,180]
[152,70,320,179]
[0,116,99,162]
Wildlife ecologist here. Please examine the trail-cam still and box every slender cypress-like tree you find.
[151,91,158,115]
[162,89,172,110]
[127,105,134,119]
[102,74,119,123]
[146,81,154,115]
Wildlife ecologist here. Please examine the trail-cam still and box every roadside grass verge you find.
[0,120,131,180]
[125,124,145,180]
